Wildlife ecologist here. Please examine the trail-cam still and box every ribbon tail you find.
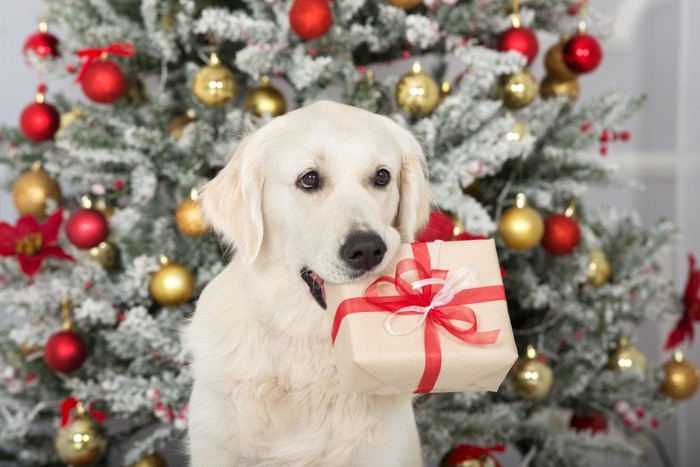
[665,316,693,350]
[414,320,442,394]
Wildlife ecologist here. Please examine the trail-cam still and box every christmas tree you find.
[1,0,696,465]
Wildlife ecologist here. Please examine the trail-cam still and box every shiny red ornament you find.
[289,0,333,40]
[23,31,60,60]
[20,100,60,142]
[44,330,87,373]
[66,208,109,249]
[570,411,608,434]
[541,214,580,256]
[563,33,603,73]
[498,26,539,65]
[81,60,126,103]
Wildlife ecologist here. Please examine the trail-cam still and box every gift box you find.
[327,240,518,394]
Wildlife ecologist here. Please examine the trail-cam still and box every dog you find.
[182,100,431,466]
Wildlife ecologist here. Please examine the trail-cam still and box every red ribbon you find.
[60,397,106,427]
[74,42,136,82]
[447,443,505,465]
[665,254,700,349]
[332,242,504,394]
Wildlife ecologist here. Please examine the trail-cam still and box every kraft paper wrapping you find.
[326,240,518,395]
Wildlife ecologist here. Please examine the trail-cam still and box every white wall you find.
[1,1,698,466]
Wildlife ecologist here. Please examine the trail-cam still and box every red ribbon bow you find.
[332,242,504,393]
[74,42,135,82]
[60,396,106,427]
[447,443,505,465]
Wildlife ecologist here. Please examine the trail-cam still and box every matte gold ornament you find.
[497,71,538,109]
[150,255,196,306]
[175,188,208,237]
[93,196,114,218]
[133,452,167,467]
[502,121,531,142]
[498,193,544,250]
[86,241,119,270]
[544,41,578,81]
[168,109,196,140]
[192,52,236,107]
[396,61,440,117]
[244,76,286,117]
[387,0,422,9]
[509,345,553,399]
[11,161,62,218]
[661,349,698,400]
[608,335,647,372]
[540,75,580,102]
[587,249,611,287]
[55,404,108,466]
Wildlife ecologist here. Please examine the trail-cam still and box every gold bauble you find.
[55,411,108,466]
[544,41,578,81]
[540,75,580,102]
[133,452,167,467]
[396,61,440,117]
[244,76,286,118]
[11,162,62,219]
[496,71,538,109]
[509,345,553,399]
[175,189,208,237]
[387,0,422,9]
[661,349,698,400]
[168,109,196,140]
[587,249,611,287]
[502,121,531,142]
[150,256,196,306]
[608,335,647,372]
[498,194,544,250]
[447,212,465,237]
[192,52,236,107]
[86,241,120,270]
[94,196,114,218]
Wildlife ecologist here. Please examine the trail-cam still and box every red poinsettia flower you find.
[665,254,700,349]
[0,210,74,277]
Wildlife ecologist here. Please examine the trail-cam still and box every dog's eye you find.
[374,169,391,187]
[298,171,320,190]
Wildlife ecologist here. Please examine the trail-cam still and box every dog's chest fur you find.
[185,260,414,466]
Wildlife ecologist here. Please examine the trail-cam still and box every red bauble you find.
[81,60,126,103]
[498,26,539,65]
[541,214,580,256]
[20,101,60,142]
[563,33,603,73]
[44,330,87,373]
[570,411,608,434]
[23,31,60,59]
[289,0,333,40]
[66,208,109,249]
[416,211,455,243]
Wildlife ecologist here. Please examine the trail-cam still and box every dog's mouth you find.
[301,268,326,309]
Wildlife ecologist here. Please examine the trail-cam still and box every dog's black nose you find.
[341,232,387,271]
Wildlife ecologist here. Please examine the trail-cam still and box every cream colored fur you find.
[182,101,431,466]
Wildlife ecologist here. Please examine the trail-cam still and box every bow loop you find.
[74,42,136,82]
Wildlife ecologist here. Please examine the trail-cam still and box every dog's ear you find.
[201,136,264,263]
[385,120,432,241]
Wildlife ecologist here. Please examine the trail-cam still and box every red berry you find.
[113,179,125,191]
[599,130,610,142]
[650,418,659,428]
[620,130,630,141]
[635,407,645,418]
[581,122,592,133]
[600,145,608,156]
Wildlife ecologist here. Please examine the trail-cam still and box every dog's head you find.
[202,101,431,308]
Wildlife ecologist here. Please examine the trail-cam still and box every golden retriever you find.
[183,101,431,466]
